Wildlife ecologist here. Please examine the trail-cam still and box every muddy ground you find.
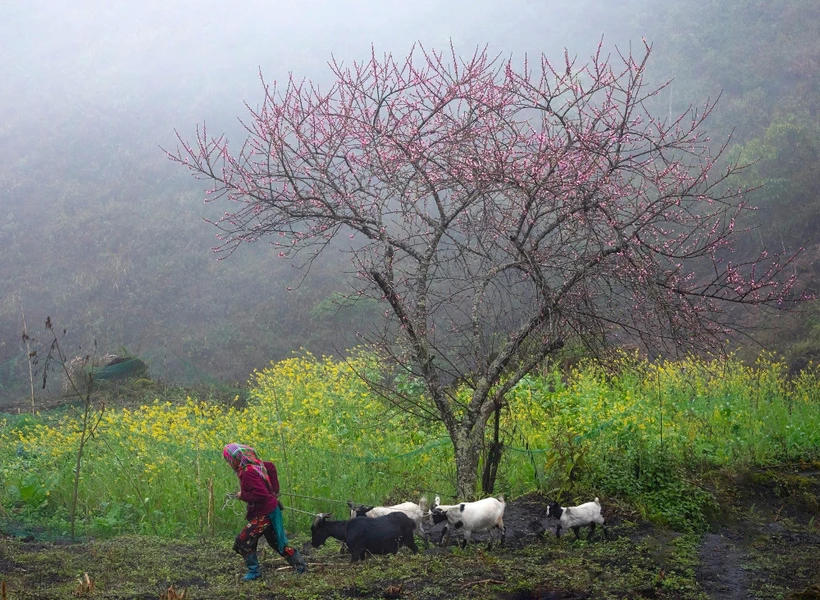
[1,464,819,599]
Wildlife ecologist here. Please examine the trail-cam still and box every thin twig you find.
[19,299,35,410]
[465,578,505,586]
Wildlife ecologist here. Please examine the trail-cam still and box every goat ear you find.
[347,500,355,509]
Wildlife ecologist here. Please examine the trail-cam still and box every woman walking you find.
[223,443,307,580]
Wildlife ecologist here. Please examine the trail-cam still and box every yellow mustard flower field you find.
[1,351,819,538]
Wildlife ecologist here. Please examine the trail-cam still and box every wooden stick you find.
[465,578,505,586]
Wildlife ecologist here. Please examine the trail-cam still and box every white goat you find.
[546,497,608,541]
[348,496,430,548]
[429,495,506,548]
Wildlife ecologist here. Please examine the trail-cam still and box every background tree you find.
[173,42,801,498]
[4,1,819,402]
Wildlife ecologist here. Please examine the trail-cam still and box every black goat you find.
[311,512,418,562]
[348,496,430,548]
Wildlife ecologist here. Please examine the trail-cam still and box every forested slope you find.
[1,0,818,400]
[645,0,820,364]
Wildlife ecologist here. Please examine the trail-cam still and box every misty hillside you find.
[2,0,819,400]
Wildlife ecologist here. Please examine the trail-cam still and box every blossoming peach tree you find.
[168,41,801,499]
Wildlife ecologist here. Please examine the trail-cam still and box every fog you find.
[3,1,648,142]
[4,0,813,399]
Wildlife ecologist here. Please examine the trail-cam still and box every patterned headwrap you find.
[223,443,271,485]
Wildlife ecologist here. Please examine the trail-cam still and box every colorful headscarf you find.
[223,443,271,485]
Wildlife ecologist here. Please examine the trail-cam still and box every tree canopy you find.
[170,42,802,496]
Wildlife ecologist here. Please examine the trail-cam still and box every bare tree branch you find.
[167,40,804,498]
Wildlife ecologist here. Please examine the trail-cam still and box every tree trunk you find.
[452,423,485,500]
[481,403,503,494]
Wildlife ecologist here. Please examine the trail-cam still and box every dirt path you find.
[697,529,750,600]
[694,465,820,600]
[2,468,820,599]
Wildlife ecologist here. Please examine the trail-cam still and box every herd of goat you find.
[309,494,608,562]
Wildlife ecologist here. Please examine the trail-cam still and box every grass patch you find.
[3,469,820,599]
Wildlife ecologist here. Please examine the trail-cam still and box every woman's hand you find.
[221,491,239,510]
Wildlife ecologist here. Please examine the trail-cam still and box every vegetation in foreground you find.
[2,352,819,539]
[1,352,819,597]
[2,464,820,599]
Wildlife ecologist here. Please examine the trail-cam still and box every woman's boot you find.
[283,546,307,574]
[242,553,261,581]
